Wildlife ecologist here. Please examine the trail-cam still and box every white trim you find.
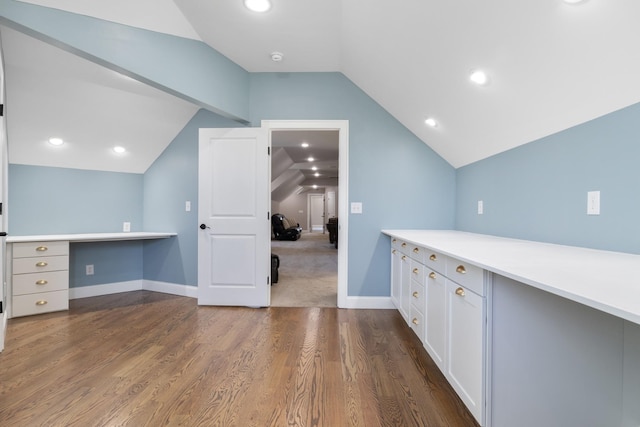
[144,280,198,298]
[70,280,143,299]
[0,310,7,352]
[262,120,349,308]
[342,296,395,309]
[69,280,198,300]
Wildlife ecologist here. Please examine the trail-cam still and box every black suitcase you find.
[271,253,280,284]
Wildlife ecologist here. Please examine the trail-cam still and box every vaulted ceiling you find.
[2,0,640,175]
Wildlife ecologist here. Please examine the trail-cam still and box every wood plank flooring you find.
[0,291,479,427]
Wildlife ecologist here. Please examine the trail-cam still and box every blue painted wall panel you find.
[456,102,640,254]
[70,241,143,287]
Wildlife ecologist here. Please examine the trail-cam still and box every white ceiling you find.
[3,0,640,172]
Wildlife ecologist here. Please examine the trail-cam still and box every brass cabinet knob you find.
[401,255,407,261]
[413,247,419,254]
[392,238,397,243]
[456,265,466,274]
[392,249,396,254]
[429,272,436,279]
[36,262,48,267]
[412,291,419,298]
[412,268,419,274]
[429,254,437,261]
[36,280,48,285]
[35,300,48,306]
[455,287,465,297]
[36,246,48,252]
[401,243,407,248]
[412,318,419,325]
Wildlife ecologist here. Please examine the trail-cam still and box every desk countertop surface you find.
[382,229,640,325]
[7,232,177,243]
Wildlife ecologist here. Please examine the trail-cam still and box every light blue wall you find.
[0,0,250,122]
[8,164,145,287]
[250,73,457,296]
[456,102,640,255]
[142,109,241,286]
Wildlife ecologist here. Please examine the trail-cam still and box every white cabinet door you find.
[446,280,485,423]
[399,252,411,323]
[390,249,402,311]
[425,270,446,369]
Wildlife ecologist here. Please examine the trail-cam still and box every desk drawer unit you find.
[10,241,70,317]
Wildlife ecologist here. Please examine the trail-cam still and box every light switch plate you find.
[185,201,191,212]
[587,191,600,215]
[478,200,484,215]
[351,202,363,214]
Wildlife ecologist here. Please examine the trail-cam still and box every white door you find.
[309,194,324,232]
[326,191,336,218]
[198,127,270,307]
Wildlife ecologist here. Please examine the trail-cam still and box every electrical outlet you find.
[86,264,94,275]
[185,201,191,212]
[123,222,131,232]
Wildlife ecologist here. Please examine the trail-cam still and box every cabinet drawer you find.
[391,237,403,251]
[410,307,425,341]
[12,289,69,317]
[410,259,425,283]
[425,250,446,275]
[13,241,69,258]
[408,244,426,263]
[13,256,69,274]
[12,270,69,296]
[445,257,484,296]
[411,278,425,312]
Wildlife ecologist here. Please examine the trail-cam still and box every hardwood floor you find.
[0,291,479,427]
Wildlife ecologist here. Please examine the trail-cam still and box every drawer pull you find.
[412,268,419,274]
[392,238,397,243]
[412,291,419,298]
[36,280,48,285]
[413,247,419,254]
[455,287,465,297]
[36,246,48,252]
[36,262,48,267]
[35,300,48,306]
[429,272,436,279]
[392,249,396,254]
[412,318,419,325]
[429,254,437,261]
[401,255,407,261]
[456,265,466,274]
[401,243,407,248]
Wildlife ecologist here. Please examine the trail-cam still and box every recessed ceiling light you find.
[307,157,315,162]
[270,52,284,62]
[470,70,489,86]
[244,0,271,13]
[113,146,126,154]
[425,117,438,128]
[314,172,320,177]
[563,0,586,3]
[301,142,309,148]
[312,185,318,189]
[312,166,318,171]
[48,137,64,146]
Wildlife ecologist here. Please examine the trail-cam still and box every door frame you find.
[308,193,325,232]
[263,120,348,308]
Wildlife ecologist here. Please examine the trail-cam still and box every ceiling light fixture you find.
[113,146,126,154]
[301,142,309,148]
[312,166,318,171]
[307,156,315,162]
[314,172,320,177]
[312,185,318,189]
[563,0,586,3]
[270,51,284,62]
[48,137,64,146]
[425,117,438,128]
[470,70,489,86]
[244,0,271,12]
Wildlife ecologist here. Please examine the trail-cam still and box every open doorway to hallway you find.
[269,128,340,307]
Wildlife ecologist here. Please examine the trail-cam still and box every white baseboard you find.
[340,296,395,309]
[143,280,198,298]
[69,280,143,299]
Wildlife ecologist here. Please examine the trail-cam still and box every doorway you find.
[264,120,348,308]
[308,194,325,232]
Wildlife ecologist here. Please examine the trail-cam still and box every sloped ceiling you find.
[3,0,640,173]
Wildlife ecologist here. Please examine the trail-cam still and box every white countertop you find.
[382,230,640,325]
[7,232,177,243]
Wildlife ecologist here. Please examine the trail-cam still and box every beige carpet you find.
[271,231,338,307]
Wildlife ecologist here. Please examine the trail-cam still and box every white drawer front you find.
[410,259,425,284]
[12,270,69,296]
[13,241,69,258]
[410,279,425,313]
[445,257,485,296]
[391,237,403,251]
[12,290,69,317]
[13,255,69,274]
[410,306,425,341]
[409,244,426,263]
[425,250,446,275]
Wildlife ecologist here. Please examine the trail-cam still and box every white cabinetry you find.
[389,236,488,426]
[10,241,70,317]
